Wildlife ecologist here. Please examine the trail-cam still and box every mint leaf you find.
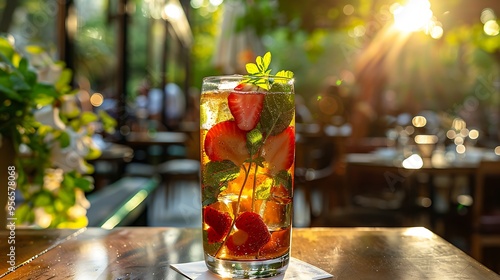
[202,183,226,206]
[242,52,273,90]
[242,73,271,90]
[246,63,260,75]
[259,93,294,135]
[257,52,271,73]
[246,128,263,156]
[202,160,240,206]
[203,160,240,186]
[255,178,273,200]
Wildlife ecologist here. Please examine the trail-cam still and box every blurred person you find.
[147,83,186,131]
[164,83,186,130]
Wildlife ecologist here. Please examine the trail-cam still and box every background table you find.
[125,131,188,146]
[0,227,498,279]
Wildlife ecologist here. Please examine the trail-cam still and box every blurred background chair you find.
[470,160,500,270]
[325,161,409,227]
[294,124,347,226]
[147,125,201,227]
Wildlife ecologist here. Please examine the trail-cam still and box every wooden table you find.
[1,227,498,279]
[344,153,487,227]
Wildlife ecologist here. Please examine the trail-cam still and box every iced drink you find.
[200,54,294,278]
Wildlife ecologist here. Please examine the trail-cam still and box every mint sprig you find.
[242,52,294,90]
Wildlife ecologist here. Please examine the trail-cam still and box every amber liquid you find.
[200,90,294,265]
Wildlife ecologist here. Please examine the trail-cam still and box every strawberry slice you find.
[261,126,295,174]
[204,120,249,166]
[228,84,264,131]
[204,206,232,243]
[226,211,271,255]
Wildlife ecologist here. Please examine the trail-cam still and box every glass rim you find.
[202,74,294,83]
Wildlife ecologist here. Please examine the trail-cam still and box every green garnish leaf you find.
[245,63,260,75]
[242,52,278,90]
[275,70,294,79]
[255,177,273,200]
[202,160,240,206]
[203,160,240,187]
[246,128,263,156]
[259,93,295,135]
[258,52,271,72]
[202,183,226,206]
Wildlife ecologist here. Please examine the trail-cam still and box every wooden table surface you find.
[1,227,498,279]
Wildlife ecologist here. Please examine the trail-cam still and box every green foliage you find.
[0,35,116,228]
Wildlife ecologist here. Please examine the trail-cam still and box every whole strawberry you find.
[226,211,271,255]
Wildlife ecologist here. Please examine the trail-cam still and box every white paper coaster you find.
[170,257,333,280]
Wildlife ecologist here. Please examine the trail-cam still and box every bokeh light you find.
[454,136,464,146]
[481,8,496,24]
[484,20,500,36]
[343,5,355,16]
[430,25,443,39]
[468,129,479,140]
[412,115,427,127]
[402,154,424,169]
[456,144,466,154]
[90,93,104,107]
[392,0,433,33]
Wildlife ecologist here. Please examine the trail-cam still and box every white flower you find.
[34,207,52,228]
[75,188,91,209]
[49,127,101,174]
[29,51,63,85]
[67,188,90,220]
[60,94,81,117]
[51,142,91,174]
[43,168,64,193]
[33,106,66,131]
[67,205,87,220]
[37,63,63,85]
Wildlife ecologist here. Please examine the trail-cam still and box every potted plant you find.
[0,35,116,228]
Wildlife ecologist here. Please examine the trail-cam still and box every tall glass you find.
[200,75,295,278]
